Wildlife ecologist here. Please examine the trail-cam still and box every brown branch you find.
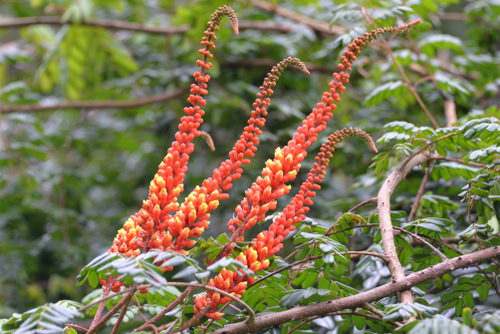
[392,226,447,261]
[377,151,432,304]
[111,290,136,334]
[0,16,338,35]
[211,246,500,334]
[0,88,188,114]
[88,289,137,334]
[250,0,344,35]
[0,16,189,34]
[65,324,89,332]
[170,307,208,334]
[360,7,439,128]
[237,20,297,33]
[431,156,489,169]
[163,282,255,325]
[348,197,378,213]
[88,284,111,332]
[253,251,388,287]
[429,12,467,21]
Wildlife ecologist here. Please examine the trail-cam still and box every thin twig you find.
[88,284,110,332]
[163,282,255,325]
[431,156,489,168]
[0,16,189,34]
[403,133,457,169]
[88,289,137,334]
[408,160,433,222]
[393,226,447,261]
[133,295,149,323]
[170,307,208,334]
[133,287,193,332]
[65,324,89,332]
[111,290,136,334]
[79,285,144,313]
[252,251,388,287]
[360,7,439,128]
[348,197,378,213]
[250,0,344,35]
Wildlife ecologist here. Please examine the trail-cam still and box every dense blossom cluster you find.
[194,128,377,318]
[107,4,420,319]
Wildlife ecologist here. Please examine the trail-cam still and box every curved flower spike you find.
[245,127,377,268]
[224,20,421,250]
[197,19,421,320]
[167,57,310,252]
[110,6,239,258]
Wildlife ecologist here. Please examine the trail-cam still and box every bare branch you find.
[0,16,189,35]
[133,287,193,333]
[0,17,339,35]
[408,160,433,222]
[377,151,431,304]
[222,59,336,74]
[211,246,500,334]
[250,0,344,35]
[0,88,188,114]
[348,197,378,213]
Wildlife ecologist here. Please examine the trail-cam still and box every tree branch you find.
[222,59,336,74]
[250,0,344,35]
[211,246,500,334]
[0,16,189,34]
[0,88,188,114]
[0,17,339,35]
[377,151,431,304]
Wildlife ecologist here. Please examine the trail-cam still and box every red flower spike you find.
[197,129,377,317]
[107,6,239,286]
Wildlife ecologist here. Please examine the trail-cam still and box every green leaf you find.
[172,266,197,279]
[462,291,474,308]
[88,271,99,289]
[279,290,304,308]
[476,284,490,301]
[301,271,318,289]
[364,81,408,106]
[418,34,463,56]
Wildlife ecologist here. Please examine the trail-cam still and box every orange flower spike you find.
[110,6,239,259]
[260,128,377,260]
[225,20,421,245]
[170,57,309,251]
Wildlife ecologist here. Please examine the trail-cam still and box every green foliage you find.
[1,0,500,333]
[0,301,81,334]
